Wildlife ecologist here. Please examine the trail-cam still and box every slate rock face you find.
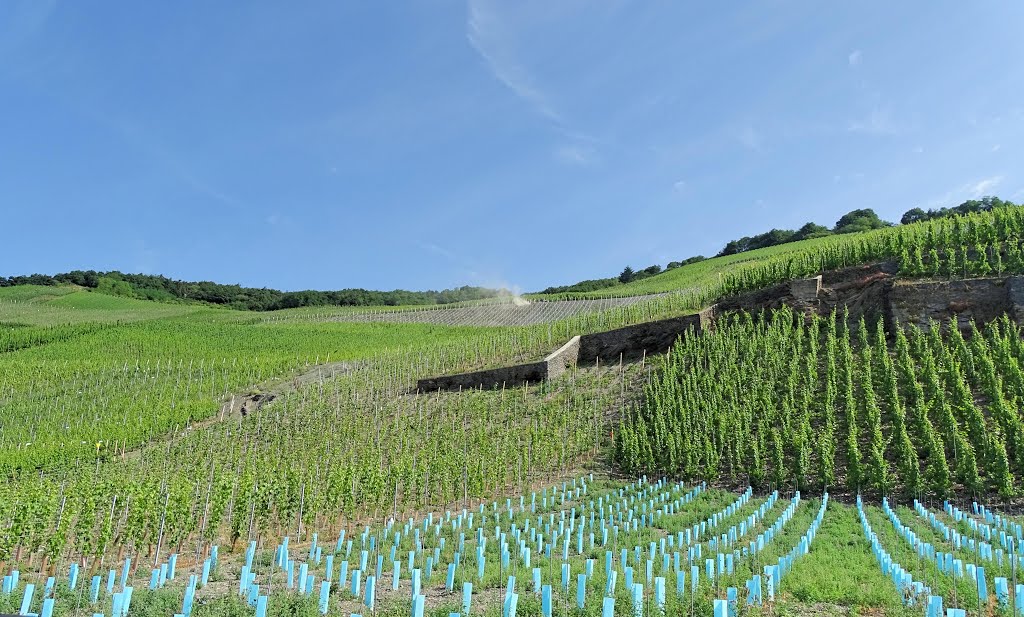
[889,277,1011,332]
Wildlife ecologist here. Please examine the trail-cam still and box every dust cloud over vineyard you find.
[4,207,1024,617]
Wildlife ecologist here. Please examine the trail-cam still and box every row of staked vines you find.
[0,344,624,577]
[0,286,702,477]
[616,307,1024,503]
[5,205,1016,480]
[707,205,1024,298]
[898,236,1024,278]
[5,205,1024,578]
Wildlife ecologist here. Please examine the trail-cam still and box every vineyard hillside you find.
[5,206,1024,615]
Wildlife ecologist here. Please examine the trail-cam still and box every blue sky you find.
[2,1,1022,293]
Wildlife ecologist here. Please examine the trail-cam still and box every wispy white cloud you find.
[992,144,1002,152]
[672,180,686,193]
[554,144,595,166]
[848,50,862,67]
[464,0,606,168]
[925,175,1004,208]
[109,117,243,209]
[912,145,924,153]
[466,0,558,121]
[968,175,1003,197]
[848,106,900,135]
[416,242,457,261]
[834,171,867,183]
[179,171,242,208]
[735,125,762,150]
[414,241,525,293]
[263,213,298,230]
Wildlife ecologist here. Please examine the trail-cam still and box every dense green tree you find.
[540,278,620,294]
[834,208,892,234]
[795,222,833,240]
[666,256,707,269]
[901,208,928,225]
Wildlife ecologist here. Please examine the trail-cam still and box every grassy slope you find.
[0,230,874,322]
[0,285,202,325]
[532,235,842,300]
[2,206,1013,318]
[0,235,841,322]
[5,278,690,477]
[0,288,518,472]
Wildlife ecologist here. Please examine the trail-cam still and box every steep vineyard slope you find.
[617,307,1024,503]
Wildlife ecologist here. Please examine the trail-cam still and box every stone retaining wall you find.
[577,306,716,363]
[790,275,822,314]
[416,361,548,392]
[417,274,1024,391]
[416,307,717,391]
[545,336,580,380]
[888,277,1016,331]
[1009,278,1024,324]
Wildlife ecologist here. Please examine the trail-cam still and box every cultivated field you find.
[281,295,674,327]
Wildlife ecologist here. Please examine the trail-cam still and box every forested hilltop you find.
[0,270,504,310]
[543,196,1016,294]
[3,196,1016,311]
